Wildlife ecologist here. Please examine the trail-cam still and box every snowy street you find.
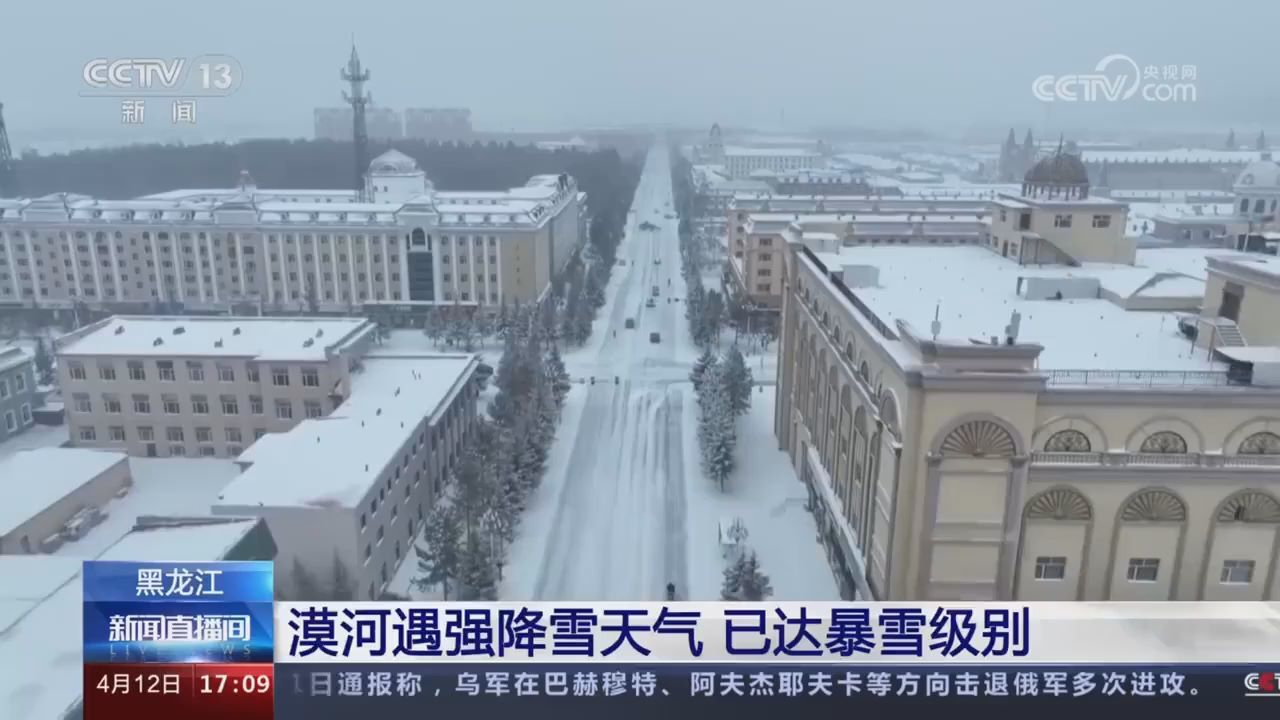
[502,144,839,601]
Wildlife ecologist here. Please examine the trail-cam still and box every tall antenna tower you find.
[0,102,16,197]
[341,43,371,201]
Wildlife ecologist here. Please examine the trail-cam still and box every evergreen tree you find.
[708,414,736,490]
[459,531,498,600]
[424,307,447,349]
[453,450,491,536]
[690,349,718,392]
[291,558,322,601]
[414,502,463,600]
[495,300,511,340]
[494,331,522,396]
[488,390,520,428]
[722,345,754,416]
[737,552,774,600]
[545,345,571,405]
[331,554,354,600]
[473,311,494,347]
[34,337,55,385]
[447,301,469,348]
[721,554,747,600]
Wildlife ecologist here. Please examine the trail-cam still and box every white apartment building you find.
[214,351,478,600]
[776,148,1280,602]
[723,147,824,179]
[54,315,380,458]
[0,150,587,313]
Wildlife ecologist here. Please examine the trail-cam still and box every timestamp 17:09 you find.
[201,673,272,694]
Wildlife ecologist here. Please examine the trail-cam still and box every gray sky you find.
[4,0,1278,148]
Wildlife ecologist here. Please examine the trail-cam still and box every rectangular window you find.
[68,361,87,380]
[221,395,239,415]
[199,445,217,457]
[79,426,97,441]
[195,427,212,443]
[1033,556,1067,581]
[1053,214,1072,228]
[166,426,184,442]
[226,427,243,443]
[304,400,323,418]
[227,444,243,456]
[1092,214,1112,229]
[19,404,31,424]
[157,360,174,381]
[133,394,151,414]
[103,394,122,414]
[186,361,204,381]
[109,425,126,442]
[247,366,260,383]
[170,445,186,456]
[162,395,180,415]
[272,367,290,386]
[98,362,117,380]
[191,394,209,414]
[1220,559,1256,584]
[254,428,266,440]
[3,411,14,431]
[127,361,146,381]
[217,364,235,382]
[0,379,7,399]
[1126,557,1160,583]
[275,400,293,419]
[12,374,24,392]
[301,368,320,387]
[73,393,92,413]
[137,426,154,441]
[250,395,263,415]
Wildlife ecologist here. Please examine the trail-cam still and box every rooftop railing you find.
[1045,369,1235,387]
[1032,451,1280,469]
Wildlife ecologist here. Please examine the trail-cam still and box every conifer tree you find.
[414,503,462,600]
[690,348,718,392]
[34,337,55,385]
[721,554,746,600]
[737,552,774,600]
[331,554,355,600]
[722,345,754,416]
[459,531,498,600]
[291,558,322,601]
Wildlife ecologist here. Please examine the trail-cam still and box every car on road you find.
[651,285,659,297]
[649,332,661,343]
[639,221,658,231]
[645,298,655,308]
[625,318,635,329]
[654,258,661,265]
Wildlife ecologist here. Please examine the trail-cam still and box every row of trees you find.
[691,346,754,491]
[414,302,572,600]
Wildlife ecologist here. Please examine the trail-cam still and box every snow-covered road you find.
[507,143,695,600]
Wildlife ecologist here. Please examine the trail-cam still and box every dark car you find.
[649,332,661,343]
[625,318,636,329]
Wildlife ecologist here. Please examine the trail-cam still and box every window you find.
[98,362,117,380]
[1053,214,1072,228]
[0,379,7,400]
[247,366,260,383]
[1033,556,1067,580]
[364,545,371,562]
[1220,559,1255,584]
[217,364,235,382]
[157,361,174,381]
[166,426,184,442]
[186,361,204,381]
[19,404,31,425]
[68,361,87,380]
[1091,214,1112,229]
[199,445,217,457]
[227,445,243,456]
[304,400,323,418]
[133,394,151,414]
[162,395,180,415]
[109,425,126,442]
[254,428,266,440]
[103,394,122,414]
[137,426,154,442]
[195,427,212,443]
[272,367,290,386]
[79,426,97,441]
[360,513,367,530]
[301,368,320,387]
[275,400,293,419]
[250,395,263,415]
[170,445,186,456]
[3,411,14,432]
[226,427,243,443]
[11,374,24,392]
[127,361,146,381]
[73,393,92,413]
[1126,558,1160,582]
[191,394,209,414]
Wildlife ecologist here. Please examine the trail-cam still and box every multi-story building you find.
[0,150,586,314]
[54,315,380,458]
[774,147,1280,602]
[723,147,825,180]
[214,350,478,600]
[314,107,404,141]
[403,108,473,142]
[0,345,36,440]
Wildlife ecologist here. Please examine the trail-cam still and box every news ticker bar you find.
[83,663,272,720]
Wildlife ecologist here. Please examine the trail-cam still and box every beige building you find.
[0,448,131,554]
[0,150,586,313]
[774,148,1280,602]
[55,315,380,458]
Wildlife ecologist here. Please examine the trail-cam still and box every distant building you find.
[314,107,404,141]
[403,108,473,142]
[997,129,1039,182]
[773,144,1280,602]
[0,345,35,440]
[0,151,586,313]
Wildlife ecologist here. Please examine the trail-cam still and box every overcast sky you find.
[4,0,1278,148]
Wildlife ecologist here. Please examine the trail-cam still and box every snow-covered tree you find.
[737,552,773,600]
[690,348,718,392]
[707,413,736,490]
[720,555,745,600]
[473,312,494,347]
[331,554,355,600]
[721,345,754,416]
[459,532,498,600]
[495,301,512,341]
[424,307,447,349]
[291,558,322,601]
[34,337,55,385]
[414,502,462,600]
[545,345,571,405]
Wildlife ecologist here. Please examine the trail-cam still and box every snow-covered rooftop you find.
[0,345,32,374]
[0,448,127,538]
[1083,149,1270,165]
[56,316,375,362]
[215,353,476,510]
[725,146,820,158]
[1212,253,1280,280]
[812,245,1223,372]
[0,517,262,720]
[1135,247,1260,280]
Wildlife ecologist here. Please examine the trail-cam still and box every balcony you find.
[1032,451,1280,470]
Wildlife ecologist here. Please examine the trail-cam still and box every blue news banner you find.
[272,603,1279,718]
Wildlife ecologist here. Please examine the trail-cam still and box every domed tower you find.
[707,122,725,164]
[365,149,434,204]
[1022,140,1090,201]
[1232,152,1280,221]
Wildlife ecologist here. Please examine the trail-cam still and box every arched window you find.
[1044,429,1091,453]
[858,361,870,383]
[940,420,1017,458]
[1139,431,1187,454]
[1025,487,1092,521]
[1238,431,1280,455]
[1217,490,1280,523]
[1120,488,1186,522]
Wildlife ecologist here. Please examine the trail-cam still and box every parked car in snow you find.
[649,332,661,343]
[645,298,656,308]
[625,318,636,329]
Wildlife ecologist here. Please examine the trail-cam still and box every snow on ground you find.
[682,388,839,600]
[0,423,69,461]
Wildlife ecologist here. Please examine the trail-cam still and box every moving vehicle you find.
[651,285,659,297]
[649,332,661,343]
[625,318,635,329]
[654,258,661,265]
[645,298,655,308]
